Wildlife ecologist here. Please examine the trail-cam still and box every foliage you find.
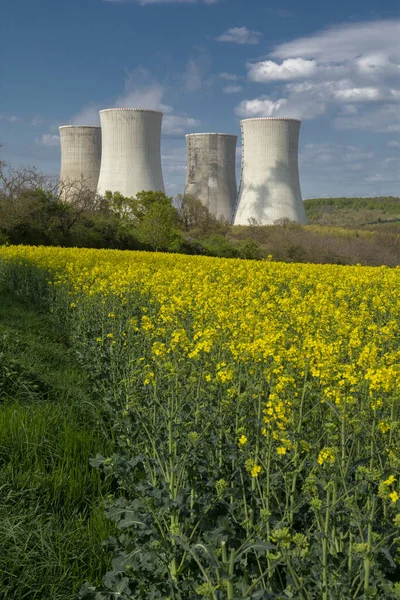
[2,157,400,265]
[138,198,182,252]
[0,288,116,599]
[1,246,400,598]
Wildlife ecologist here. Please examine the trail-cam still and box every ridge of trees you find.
[1,158,400,267]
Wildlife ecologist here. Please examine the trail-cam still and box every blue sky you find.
[1,0,399,198]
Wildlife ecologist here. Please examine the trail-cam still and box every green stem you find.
[322,486,331,600]
[364,496,376,594]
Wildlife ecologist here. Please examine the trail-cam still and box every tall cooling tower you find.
[97,108,165,198]
[234,118,307,225]
[59,126,101,199]
[184,133,237,222]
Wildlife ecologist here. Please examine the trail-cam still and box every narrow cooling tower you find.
[59,126,101,200]
[234,118,307,225]
[184,133,237,222]
[97,108,165,198]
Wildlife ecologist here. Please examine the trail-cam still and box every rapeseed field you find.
[1,245,399,599]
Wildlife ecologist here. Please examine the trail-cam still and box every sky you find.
[1,0,399,199]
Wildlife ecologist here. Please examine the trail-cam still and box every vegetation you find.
[0,288,115,599]
[304,197,400,230]
[2,156,400,267]
[1,246,400,599]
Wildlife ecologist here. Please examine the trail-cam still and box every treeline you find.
[304,196,400,229]
[2,159,400,267]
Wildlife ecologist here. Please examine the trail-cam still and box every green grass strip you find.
[0,289,114,600]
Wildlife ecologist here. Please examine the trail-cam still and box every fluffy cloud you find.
[235,98,287,118]
[333,87,382,102]
[248,58,317,82]
[240,18,400,127]
[216,27,261,45]
[270,19,400,63]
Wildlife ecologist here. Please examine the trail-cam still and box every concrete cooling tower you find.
[59,126,101,200]
[97,108,165,198]
[184,133,237,222]
[234,118,307,226]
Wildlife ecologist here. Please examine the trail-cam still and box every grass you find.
[0,289,114,600]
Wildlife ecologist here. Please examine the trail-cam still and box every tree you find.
[178,194,229,234]
[138,201,181,251]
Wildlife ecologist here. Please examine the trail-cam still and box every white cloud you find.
[248,58,317,82]
[223,85,243,94]
[270,19,400,63]
[387,140,400,148]
[216,27,261,45]
[36,134,60,147]
[68,68,200,137]
[219,72,238,81]
[235,97,287,118]
[70,104,101,126]
[333,87,382,102]
[163,114,200,135]
[241,18,400,127]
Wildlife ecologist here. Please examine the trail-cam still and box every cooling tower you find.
[234,118,307,225]
[184,133,237,222]
[97,108,165,198]
[59,126,101,200]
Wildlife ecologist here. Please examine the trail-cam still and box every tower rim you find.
[100,108,163,115]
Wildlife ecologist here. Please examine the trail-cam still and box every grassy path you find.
[0,289,113,599]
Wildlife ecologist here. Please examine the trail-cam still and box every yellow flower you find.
[238,435,248,446]
[318,448,335,466]
[277,446,287,455]
[378,421,390,434]
[384,475,397,486]
[251,465,262,478]
[106,333,114,339]
[389,491,399,503]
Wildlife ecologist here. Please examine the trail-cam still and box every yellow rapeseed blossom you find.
[389,491,399,503]
[384,475,397,486]
[318,448,336,466]
[1,244,399,499]
[251,465,262,478]
[379,421,391,434]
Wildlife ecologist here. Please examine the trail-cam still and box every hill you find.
[304,196,400,230]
